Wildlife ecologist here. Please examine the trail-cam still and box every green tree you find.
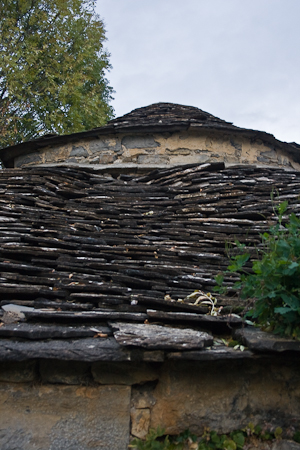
[0,0,114,148]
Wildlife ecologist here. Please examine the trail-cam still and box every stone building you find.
[1,102,299,170]
[0,103,299,450]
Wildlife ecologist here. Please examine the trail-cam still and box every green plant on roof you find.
[214,200,300,339]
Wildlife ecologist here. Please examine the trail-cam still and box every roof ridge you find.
[109,102,232,126]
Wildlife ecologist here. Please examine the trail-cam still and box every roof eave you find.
[0,122,298,168]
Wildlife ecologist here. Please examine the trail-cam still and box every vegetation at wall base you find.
[214,201,300,340]
[129,424,300,450]
[0,0,114,148]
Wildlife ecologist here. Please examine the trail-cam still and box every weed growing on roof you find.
[214,201,300,339]
[129,423,300,450]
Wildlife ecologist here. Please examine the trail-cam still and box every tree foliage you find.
[0,0,114,148]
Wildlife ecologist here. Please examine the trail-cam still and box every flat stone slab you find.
[167,346,253,360]
[0,322,111,340]
[0,383,130,450]
[0,337,131,362]
[146,309,243,327]
[234,327,300,352]
[111,322,213,350]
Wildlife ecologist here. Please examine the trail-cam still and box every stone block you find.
[257,155,270,163]
[150,360,300,435]
[166,147,191,155]
[122,135,160,149]
[131,407,151,439]
[194,150,211,161]
[230,139,242,157]
[0,360,38,383]
[98,154,117,164]
[131,383,157,409]
[234,327,300,352]
[39,360,91,385]
[15,152,42,167]
[137,154,169,164]
[65,158,79,164]
[89,156,100,163]
[91,361,159,385]
[70,146,89,157]
[258,149,278,162]
[90,138,122,154]
[113,322,213,350]
[0,383,131,450]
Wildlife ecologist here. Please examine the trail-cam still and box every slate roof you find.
[1,103,299,167]
[1,162,300,361]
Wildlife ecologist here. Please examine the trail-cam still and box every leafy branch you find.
[214,201,300,339]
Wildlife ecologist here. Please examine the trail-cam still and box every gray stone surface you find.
[92,361,159,385]
[112,322,213,350]
[1,304,34,324]
[150,359,300,434]
[131,407,151,439]
[0,322,108,340]
[70,146,89,157]
[272,441,300,450]
[0,360,38,382]
[15,152,42,167]
[0,383,131,450]
[40,360,91,385]
[167,346,253,360]
[122,135,160,149]
[2,304,34,314]
[0,337,131,361]
[137,154,169,164]
[194,151,213,162]
[90,138,122,154]
[234,327,300,352]
[98,153,116,164]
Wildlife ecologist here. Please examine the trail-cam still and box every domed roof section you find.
[0,102,299,168]
[107,102,236,131]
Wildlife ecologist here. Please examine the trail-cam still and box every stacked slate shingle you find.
[1,162,300,360]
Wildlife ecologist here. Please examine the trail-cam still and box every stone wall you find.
[14,130,295,169]
[0,357,299,449]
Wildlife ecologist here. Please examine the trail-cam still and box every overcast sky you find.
[97,0,300,144]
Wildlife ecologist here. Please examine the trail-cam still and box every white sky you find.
[96,0,300,144]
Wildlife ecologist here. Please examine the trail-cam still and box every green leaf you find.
[293,431,300,443]
[277,201,288,217]
[281,293,300,311]
[228,253,250,272]
[231,432,245,448]
[215,274,224,286]
[275,306,293,315]
[223,439,236,450]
